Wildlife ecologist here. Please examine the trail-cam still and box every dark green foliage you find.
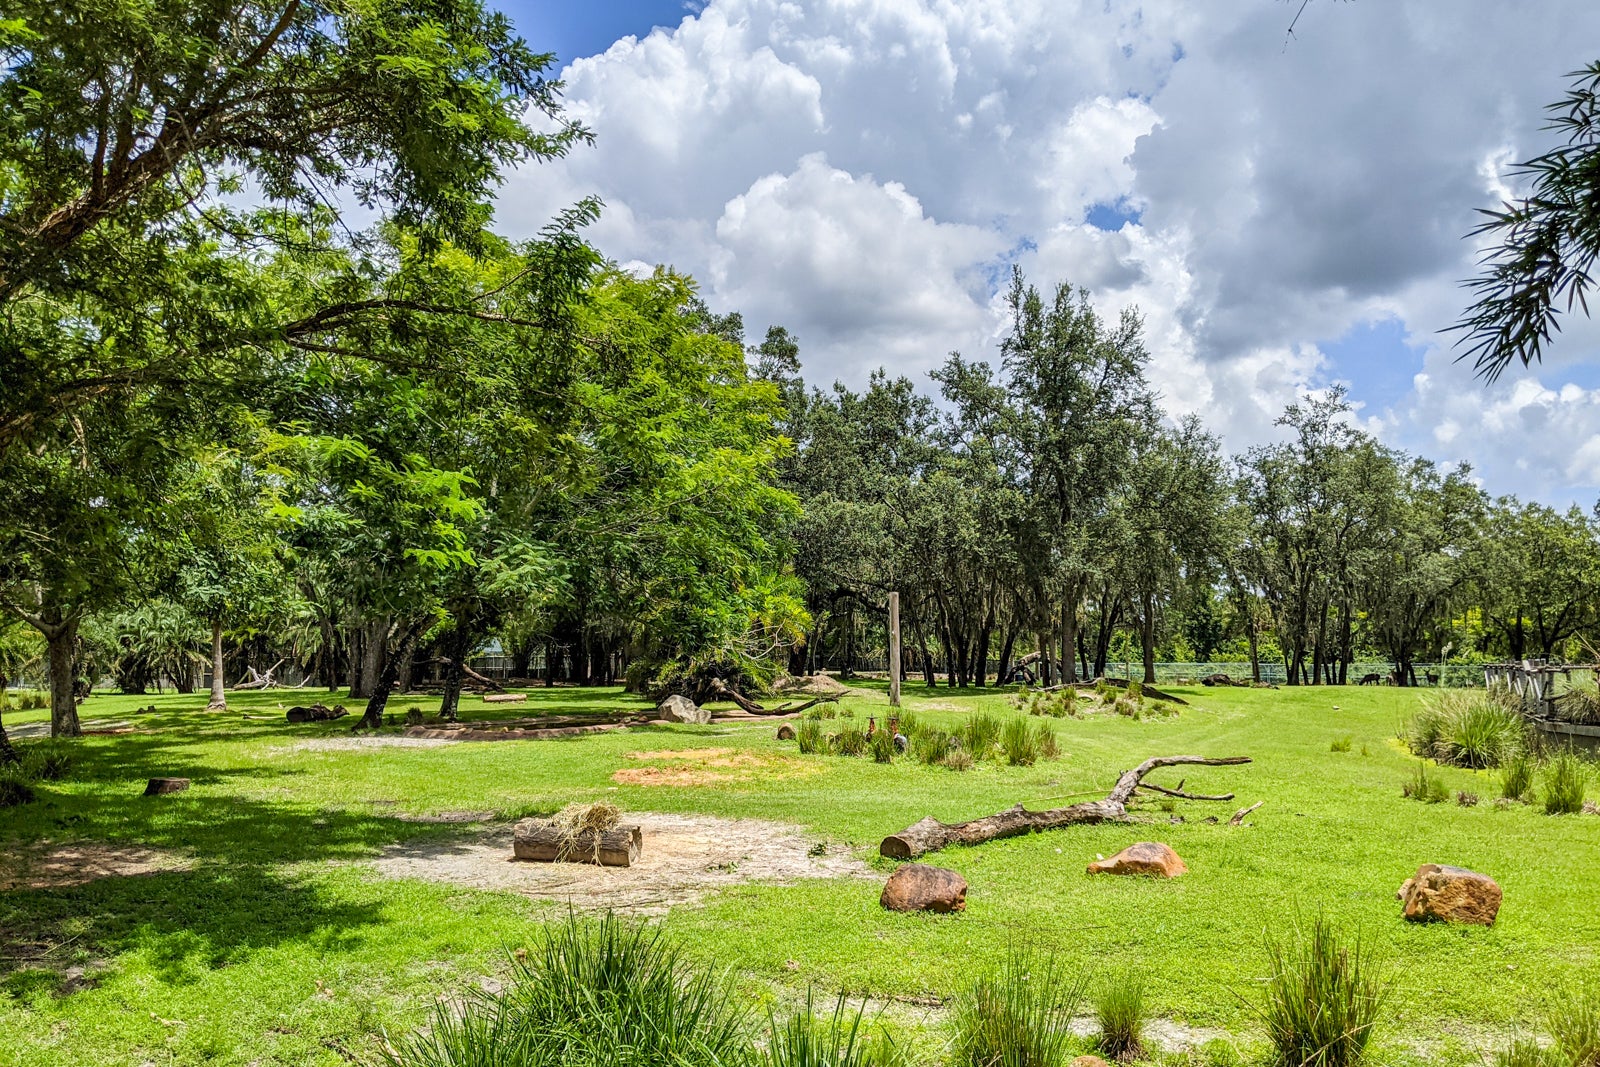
[1402,763,1450,804]
[797,720,824,754]
[1406,691,1526,769]
[758,992,902,1067]
[1094,968,1148,1063]
[0,773,36,807]
[1258,916,1386,1067]
[1543,750,1589,815]
[1001,717,1040,766]
[1501,753,1537,802]
[870,729,896,764]
[910,728,953,766]
[18,742,71,782]
[650,655,776,705]
[385,914,747,1067]
[952,949,1085,1067]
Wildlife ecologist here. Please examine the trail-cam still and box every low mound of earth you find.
[772,673,851,698]
[368,811,871,914]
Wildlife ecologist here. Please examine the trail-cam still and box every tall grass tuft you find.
[1494,1038,1568,1067]
[18,743,72,782]
[1001,717,1040,766]
[1031,721,1059,761]
[952,949,1085,1067]
[1549,988,1600,1067]
[1330,737,1352,753]
[870,728,896,764]
[1500,753,1537,802]
[1094,968,1148,1063]
[1257,916,1386,1067]
[1543,750,1589,815]
[385,914,749,1067]
[959,713,1002,760]
[911,729,952,766]
[1406,690,1526,768]
[1401,762,1449,804]
[0,773,35,808]
[797,720,824,754]
[759,992,902,1067]
[833,726,868,757]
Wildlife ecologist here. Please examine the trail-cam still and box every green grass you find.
[1,682,1598,1065]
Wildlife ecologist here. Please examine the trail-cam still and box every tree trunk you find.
[358,621,424,729]
[1141,591,1157,684]
[439,628,470,722]
[208,617,227,709]
[0,683,18,765]
[1061,595,1080,683]
[347,625,363,696]
[46,618,82,738]
[1037,629,1053,687]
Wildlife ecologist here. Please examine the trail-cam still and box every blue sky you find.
[501,1,693,67]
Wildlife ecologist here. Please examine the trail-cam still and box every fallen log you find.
[1229,800,1263,826]
[234,658,288,690]
[703,678,841,715]
[880,754,1251,860]
[513,819,642,866]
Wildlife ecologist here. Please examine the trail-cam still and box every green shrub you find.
[1406,691,1526,769]
[1094,968,1148,1063]
[1549,988,1600,1067]
[833,726,868,757]
[892,710,919,737]
[1257,916,1386,1067]
[1001,717,1040,766]
[943,748,975,772]
[952,949,1084,1067]
[1126,680,1144,702]
[803,705,838,721]
[1330,737,1352,753]
[870,729,896,764]
[19,743,72,782]
[1402,762,1449,804]
[759,992,902,1067]
[1500,754,1537,802]
[0,773,35,808]
[1543,750,1589,815]
[797,720,824,754]
[404,706,425,726]
[959,713,1001,760]
[911,729,951,766]
[1095,679,1116,700]
[385,914,747,1067]
[1113,697,1140,718]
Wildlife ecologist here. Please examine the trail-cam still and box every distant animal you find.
[1201,673,1236,687]
[1425,671,1439,686]
[1358,673,1381,686]
[1386,672,1400,686]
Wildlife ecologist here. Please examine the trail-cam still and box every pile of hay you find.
[546,801,623,862]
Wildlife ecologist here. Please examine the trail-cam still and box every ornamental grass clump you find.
[1001,717,1040,766]
[911,729,952,766]
[952,949,1085,1067]
[385,914,748,1067]
[0,773,35,808]
[1406,690,1526,769]
[797,720,824,754]
[833,725,868,757]
[1402,762,1450,804]
[1549,988,1600,1067]
[759,992,903,1067]
[19,743,72,782]
[1094,968,1148,1063]
[1494,1038,1568,1067]
[1500,753,1537,802]
[1543,750,1589,815]
[870,728,896,764]
[1031,721,1059,760]
[1257,916,1386,1067]
[959,712,1002,760]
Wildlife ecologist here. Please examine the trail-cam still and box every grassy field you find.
[1,680,1596,1066]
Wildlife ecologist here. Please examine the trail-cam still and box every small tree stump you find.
[144,777,190,796]
[513,819,642,867]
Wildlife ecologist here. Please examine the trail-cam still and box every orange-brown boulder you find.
[1397,864,1501,925]
[1086,841,1186,878]
[880,863,968,913]
[1072,1057,1111,1067]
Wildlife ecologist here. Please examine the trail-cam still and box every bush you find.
[870,729,896,764]
[953,949,1084,1067]
[648,654,776,705]
[1126,680,1144,702]
[759,992,902,1067]
[1406,691,1526,769]
[803,705,838,721]
[1258,916,1386,1067]
[1500,754,1537,802]
[1549,988,1600,1067]
[1330,737,1352,753]
[892,710,919,737]
[1001,717,1040,766]
[404,706,425,726]
[1113,697,1140,718]
[0,773,35,807]
[1094,968,1148,1063]
[943,748,975,772]
[1031,721,1059,761]
[910,728,951,766]
[1402,762,1449,804]
[797,720,824,754]
[1543,750,1589,815]
[833,726,868,757]
[385,914,747,1067]
[959,713,1002,760]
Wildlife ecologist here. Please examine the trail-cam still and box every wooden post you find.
[888,592,902,708]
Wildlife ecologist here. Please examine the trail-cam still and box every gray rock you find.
[658,694,710,724]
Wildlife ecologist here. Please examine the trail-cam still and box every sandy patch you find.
[368,811,872,914]
[0,842,190,891]
[614,748,822,787]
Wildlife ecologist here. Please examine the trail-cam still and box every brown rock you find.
[776,724,796,740]
[144,777,190,796]
[1397,864,1501,925]
[1072,1057,1112,1067]
[1087,841,1186,878]
[880,863,968,913]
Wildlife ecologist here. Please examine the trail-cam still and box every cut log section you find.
[513,819,643,867]
[482,693,527,703]
[880,754,1251,860]
[144,777,191,796]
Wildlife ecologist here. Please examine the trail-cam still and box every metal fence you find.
[822,658,1488,687]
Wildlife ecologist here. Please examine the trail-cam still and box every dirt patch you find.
[367,812,872,914]
[395,810,500,824]
[613,748,823,787]
[0,842,190,891]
